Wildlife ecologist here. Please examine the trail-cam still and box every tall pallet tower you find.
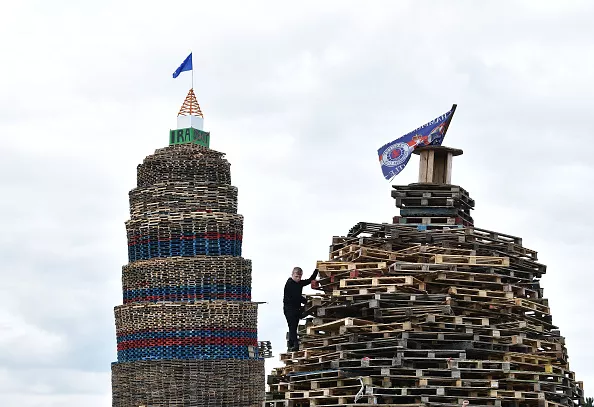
[265,145,584,406]
[111,89,269,406]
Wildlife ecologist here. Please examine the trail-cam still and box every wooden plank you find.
[419,150,429,183]
[445,152,453,184]
[426,149,435,182]
[433,152,446,184]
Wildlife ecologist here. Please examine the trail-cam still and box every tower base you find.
[111,359,265,407]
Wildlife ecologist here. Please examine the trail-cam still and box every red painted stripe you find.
[117,327,258,337]
[128,233,243,241]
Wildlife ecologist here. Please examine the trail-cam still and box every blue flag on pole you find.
[377,104,457,181]
[172,53,193,78]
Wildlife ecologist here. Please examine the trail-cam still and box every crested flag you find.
[377,104,457,181]
[172,52,193,78]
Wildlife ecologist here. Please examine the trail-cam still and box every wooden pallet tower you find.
[265,145,584,407]
[111,89,270,407]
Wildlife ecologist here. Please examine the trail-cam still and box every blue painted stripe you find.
[127,238,243,262]
[123,285,251,300]
[117,345,257,362]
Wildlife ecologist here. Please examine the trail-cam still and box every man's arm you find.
[283,279,290,300]
[299,269,319,286]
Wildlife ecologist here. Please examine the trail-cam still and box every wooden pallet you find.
[431,254,510,266]
[267,185,584,407]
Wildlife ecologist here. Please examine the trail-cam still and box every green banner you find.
[169,128,210,148]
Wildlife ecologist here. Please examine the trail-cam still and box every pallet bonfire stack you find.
[111,143,267,406]
[265,146,584,407]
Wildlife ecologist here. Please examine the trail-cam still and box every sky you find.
[0,0,593,405]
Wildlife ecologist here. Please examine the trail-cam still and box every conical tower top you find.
[169,88,210,148]
[175,88,204,132]
[178,88,203,118]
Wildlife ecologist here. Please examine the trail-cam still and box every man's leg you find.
[284,307,300,351]
[284,308,297,350]
[288,313,299,350]
[283,309,293,349]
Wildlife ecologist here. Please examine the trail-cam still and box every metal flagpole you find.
[190,51,194,115]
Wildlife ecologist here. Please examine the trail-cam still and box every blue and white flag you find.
[377,104,457,181]
[172,52,193,78]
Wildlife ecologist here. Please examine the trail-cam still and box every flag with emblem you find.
[377,104,457,181]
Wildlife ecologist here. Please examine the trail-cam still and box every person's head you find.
[291,267,303,282]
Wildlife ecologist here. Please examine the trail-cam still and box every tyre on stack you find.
[111,143,265,407]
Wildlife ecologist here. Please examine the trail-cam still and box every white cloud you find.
[0,310,67,365]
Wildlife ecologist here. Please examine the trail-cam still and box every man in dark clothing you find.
[283,266,319,352]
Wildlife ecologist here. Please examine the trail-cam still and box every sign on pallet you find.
[169,127,210,147]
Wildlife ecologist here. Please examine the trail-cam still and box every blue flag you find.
[377,105,457,181]
[172,53,193,78]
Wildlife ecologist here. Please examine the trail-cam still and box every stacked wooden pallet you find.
[114,302,259,362]
[112,359,264,406]
[260,341,274,358]
[125,211,244,262]
[265,221,583,406]
[112,143,268,407]
[129,181,239,217]
[136,144,232,186]
[122,256,253,303]
[391,184,474,229]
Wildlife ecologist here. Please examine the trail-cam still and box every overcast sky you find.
[1,0,593,405]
